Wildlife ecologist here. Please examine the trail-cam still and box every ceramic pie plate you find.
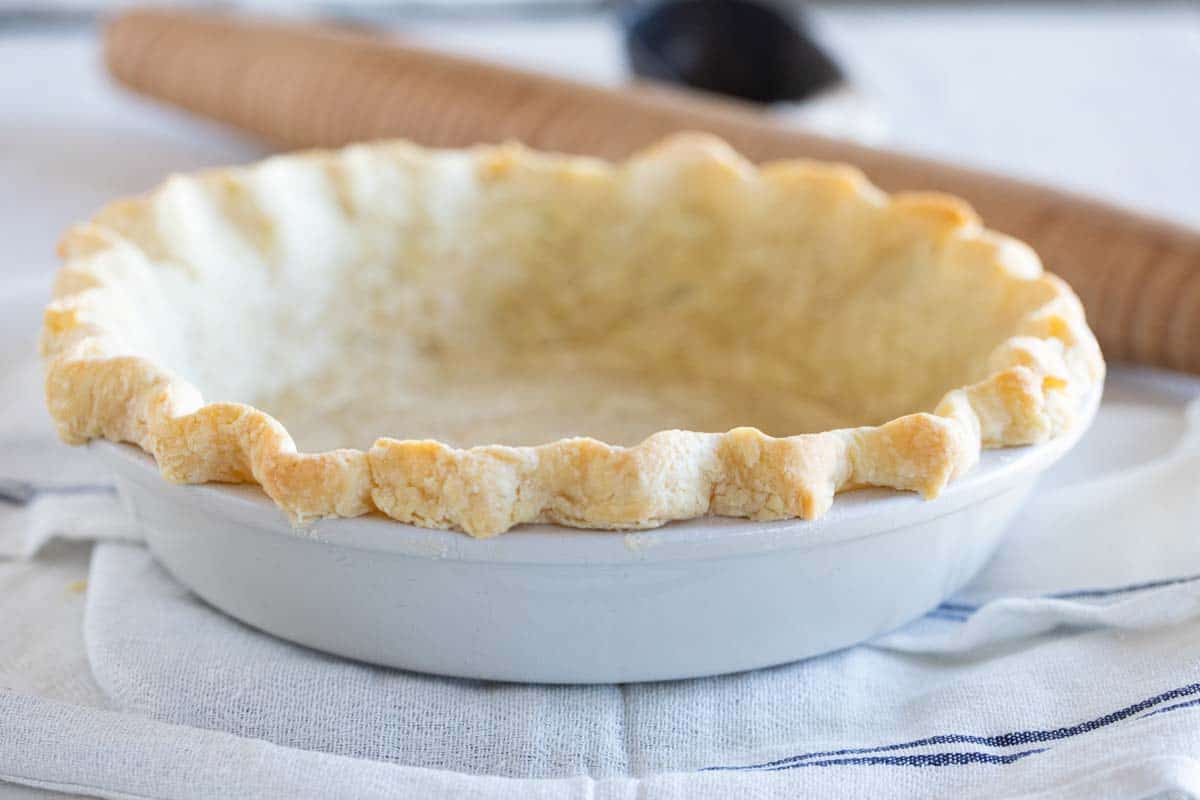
[48,135,1104,682]
[93,382,1096,684]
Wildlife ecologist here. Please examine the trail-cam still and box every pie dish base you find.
[92,382,1097,683]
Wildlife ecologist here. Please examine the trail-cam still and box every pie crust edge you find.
[40,134,1105,537]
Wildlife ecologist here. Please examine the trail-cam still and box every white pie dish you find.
[92,382,1098,684]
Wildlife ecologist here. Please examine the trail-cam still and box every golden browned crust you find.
[40,134,1104,537]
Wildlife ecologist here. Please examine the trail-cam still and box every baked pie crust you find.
[41,135,1103,537]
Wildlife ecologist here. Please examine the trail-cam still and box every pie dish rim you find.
[90,379,1100,564]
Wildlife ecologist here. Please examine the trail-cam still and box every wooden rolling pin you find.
[105,8,1200,374]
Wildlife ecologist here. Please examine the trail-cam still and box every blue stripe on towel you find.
[1049,573,1200,600]
[1139,697,1200,721]
[932,572,1200,619]
[0,479,116,506]
[703,682,1200,771]
[934,601,979,613]
[765,748,1047,771]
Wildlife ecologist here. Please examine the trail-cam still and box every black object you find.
[621,0,842,104]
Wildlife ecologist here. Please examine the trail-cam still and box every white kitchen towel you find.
[4,266,1200,797]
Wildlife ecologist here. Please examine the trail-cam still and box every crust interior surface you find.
[41,134,1104,537]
